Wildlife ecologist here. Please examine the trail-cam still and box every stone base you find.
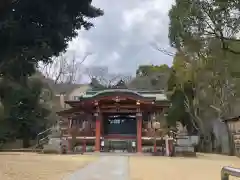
[174,151,197,157]
[152,152,164,156]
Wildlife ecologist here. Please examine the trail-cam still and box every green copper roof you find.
[81,89,167,101]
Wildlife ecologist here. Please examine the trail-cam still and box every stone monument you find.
[175,121,196,156]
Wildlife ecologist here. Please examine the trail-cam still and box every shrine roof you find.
[80,89,168,101]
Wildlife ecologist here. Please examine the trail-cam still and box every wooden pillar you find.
[95,113,101,152]
[68,117,73,152]
[82,138,86,153]
[137,112,142,153]
[68,138,72,152]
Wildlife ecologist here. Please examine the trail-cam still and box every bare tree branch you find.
[150,42,175,57]
[84,65,132,88]
[39,51,93,84]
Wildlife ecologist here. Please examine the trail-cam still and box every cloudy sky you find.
[67,0,175,76]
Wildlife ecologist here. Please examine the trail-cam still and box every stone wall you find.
[1,139,36,149]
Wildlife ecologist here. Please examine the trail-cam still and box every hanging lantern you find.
[93,112,99,117]
[94,100,98,106]
[152,112,156,120]
[115,96,120,102]
[136,100,140,105]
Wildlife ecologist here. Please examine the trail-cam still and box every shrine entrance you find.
[103,113,137,136]
[101,113,137,152]
[57,88,170,153]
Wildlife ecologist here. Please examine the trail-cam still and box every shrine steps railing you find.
[35,125,61,150]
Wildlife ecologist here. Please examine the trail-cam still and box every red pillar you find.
[68,139,72,152]
[95,114,101,152]
[68,117,72,152]
[137,113,142,153]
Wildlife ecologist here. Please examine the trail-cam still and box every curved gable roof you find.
[93,89,142,97]
[82,88,155,102]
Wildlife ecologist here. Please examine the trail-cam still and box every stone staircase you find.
[36,124,67,154]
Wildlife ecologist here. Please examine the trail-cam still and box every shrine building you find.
[57,86,170,153]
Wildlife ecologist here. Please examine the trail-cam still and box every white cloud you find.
[65,0,175,75]
[67,33,91,56]
[122,9,147,31]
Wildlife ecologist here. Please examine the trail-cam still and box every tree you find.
[136,64,170,77]
[0,1,103,146]
[0,77,51,147]
[150,42,175,57]
[40,51,93,84]
[0,0,103,81]
[169,0,240,54]
[168,0,240,153]
[166,67,197,133]
[168,0,240,125]
[168,48,239,152]
[129,65,171,90]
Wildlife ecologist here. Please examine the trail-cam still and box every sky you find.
[66,0,175,75]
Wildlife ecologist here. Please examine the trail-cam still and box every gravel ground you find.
[0,152,97,180]
[1,152,240,180]
[129,153,240,180]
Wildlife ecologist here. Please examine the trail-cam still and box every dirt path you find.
[66,156,129,180]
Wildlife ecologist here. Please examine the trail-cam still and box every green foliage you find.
[166,66,196,133]
[169,0,240,54]
[167,69,177,92]
[134,64,171,90]
[167,89,185,126]
[136,64,170,77]
[168,0,240,152]
[0,77,51,146]
[0,1,103,146]
[0,0,103,81]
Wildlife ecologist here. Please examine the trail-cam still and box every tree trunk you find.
[21,125,31,148]
[22,136,30,148]
[225,122,234,156]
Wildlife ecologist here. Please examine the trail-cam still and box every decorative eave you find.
[65,90,158,107]
[57,107,77,116]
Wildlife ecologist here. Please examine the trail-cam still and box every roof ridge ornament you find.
[112,79,128,89]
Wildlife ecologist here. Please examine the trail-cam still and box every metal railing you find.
[37,128,52,137]
[221,166,240,180]
[36,128,52,148]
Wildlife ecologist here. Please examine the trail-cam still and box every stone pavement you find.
[65,156,129,180]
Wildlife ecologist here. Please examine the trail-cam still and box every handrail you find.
[36,128,52,148]
[221,166,240,180]
[35,136,50,149]
[39,136,49,144]
[37,128,52,136]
